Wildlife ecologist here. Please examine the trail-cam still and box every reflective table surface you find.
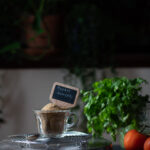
[0,131,112,150]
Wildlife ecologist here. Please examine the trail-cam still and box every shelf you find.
[0,53,150,69]
[114,53,150,67]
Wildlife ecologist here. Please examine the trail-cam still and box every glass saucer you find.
[7,131,111,150]
[8,131,91,144]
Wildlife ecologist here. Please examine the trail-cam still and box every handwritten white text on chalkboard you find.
[57,86,71,93]
[56,91,73,99]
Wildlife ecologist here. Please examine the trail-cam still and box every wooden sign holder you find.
[49,82,79,109]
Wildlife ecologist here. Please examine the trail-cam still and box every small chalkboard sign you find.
[49,82,79,109]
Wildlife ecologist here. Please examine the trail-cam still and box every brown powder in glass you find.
[37,111,66,135]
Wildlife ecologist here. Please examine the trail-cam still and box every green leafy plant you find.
[81,77,149,141]
[0,0,66,63]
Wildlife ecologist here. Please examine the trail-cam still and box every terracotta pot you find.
[22,14,64,57]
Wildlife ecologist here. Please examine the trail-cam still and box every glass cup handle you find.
[66,112,78,130]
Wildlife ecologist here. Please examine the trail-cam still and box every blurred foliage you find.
[64,1,116,90]
[0,0,66,63]
[64,0,150,88]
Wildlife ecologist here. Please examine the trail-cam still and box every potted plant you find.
[0,0,66,64]
[21,0,65,59]
[81,77,149,143]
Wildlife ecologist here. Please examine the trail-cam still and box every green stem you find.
[38,0,45,16]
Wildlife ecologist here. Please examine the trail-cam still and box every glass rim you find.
[33,109,70,113]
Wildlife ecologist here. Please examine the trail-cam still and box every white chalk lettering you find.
[57,87,71,93]
[56,91,73,99]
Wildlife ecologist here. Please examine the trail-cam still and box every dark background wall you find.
[0,0,150,68]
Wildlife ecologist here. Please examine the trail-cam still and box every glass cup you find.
[34,110,78,138]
